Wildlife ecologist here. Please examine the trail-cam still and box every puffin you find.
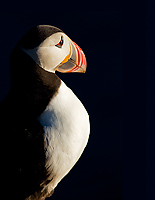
[0,25,90,200]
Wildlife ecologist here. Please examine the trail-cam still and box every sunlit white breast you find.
[37,81,90,191]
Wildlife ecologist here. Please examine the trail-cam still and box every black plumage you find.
[18,25,62,49]
[1,31,61,199]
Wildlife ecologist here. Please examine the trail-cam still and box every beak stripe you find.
[72,41,86,68]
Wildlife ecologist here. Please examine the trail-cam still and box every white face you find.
[23,32,71,73]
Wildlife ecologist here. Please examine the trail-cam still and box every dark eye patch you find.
[55,36,64,48]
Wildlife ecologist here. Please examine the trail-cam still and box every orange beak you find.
[56,39,87,73]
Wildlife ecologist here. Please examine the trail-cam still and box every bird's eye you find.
[55,36,64,48]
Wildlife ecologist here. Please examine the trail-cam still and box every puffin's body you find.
[1,25,90,199]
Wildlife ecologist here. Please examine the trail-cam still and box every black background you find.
[1,0,155,199]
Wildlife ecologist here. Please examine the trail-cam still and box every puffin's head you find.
[18,25,87,73]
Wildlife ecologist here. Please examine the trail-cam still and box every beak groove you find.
[69,58,86,73]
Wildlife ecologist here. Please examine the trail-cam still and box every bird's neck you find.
[9,46,61,121]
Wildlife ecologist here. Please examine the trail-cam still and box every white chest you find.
[37,81,90,188]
